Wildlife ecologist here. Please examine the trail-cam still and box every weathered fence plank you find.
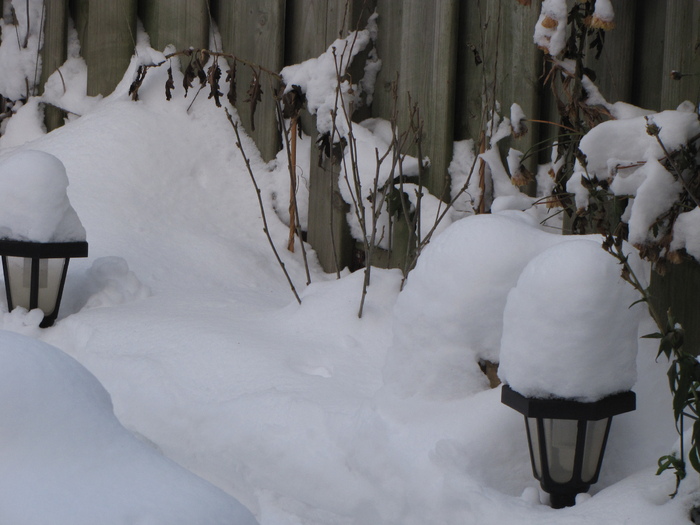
[70,0,137,97]
[488,1,543,177]
[371,0,400,118]
[139,0,209,53]
[214,0,285,162]
[454,0,484,143]
[631,0,666,111]
[373,0,458,202]
[660,0,700,110]
[586,0,636,105]
[650,260,700,356]
[40,0,68,131]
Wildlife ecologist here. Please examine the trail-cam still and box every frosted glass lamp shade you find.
[501,384,635,509]
[0,240,88,327]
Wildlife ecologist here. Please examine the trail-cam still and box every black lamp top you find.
[501,384,636,421]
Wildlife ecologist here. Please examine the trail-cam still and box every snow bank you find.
[498,239,643,401]
[0,150,86,242]
[0,330,258,525]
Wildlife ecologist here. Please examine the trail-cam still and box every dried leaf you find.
[183,63,196,96]
[226,62,238,106]
[165,66,175,101]
[244,68,263,131]
[207,62,223,107]
[129,65,147,101]
[282,85,305,120]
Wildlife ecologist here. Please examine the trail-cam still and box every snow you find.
[498,239,643,401]
[592,0,615,25]
[0,5,696,524]
[533,0,568,56]
[0,330,258,525]
[448,138,479,216]
[280,15,377,137]
[568,108,700,253]
[0,0,43,100]
[0,149,86,242]
[626,157,683,246]
[671,208,700,260]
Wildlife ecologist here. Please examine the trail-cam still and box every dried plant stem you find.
[287,116,298,252]
[275,98,311,285]
[226,108,301,304]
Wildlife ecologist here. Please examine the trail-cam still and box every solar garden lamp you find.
[0,150,88,328]
[0,239,88,327]
[501,384,636,509]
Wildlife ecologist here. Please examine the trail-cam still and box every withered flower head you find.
[540,16,559,29]
[584,15,615,31]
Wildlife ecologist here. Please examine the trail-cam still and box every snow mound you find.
[384,213,567,400]
[0,150,86,242]
[0,330,258,525]
[498,239,643,401]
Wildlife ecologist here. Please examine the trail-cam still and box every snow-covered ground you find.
[0,8,699,525]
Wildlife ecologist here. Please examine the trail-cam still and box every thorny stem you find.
[225,108,301,305]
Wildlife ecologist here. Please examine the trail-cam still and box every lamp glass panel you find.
[6,256,66,314]
[526,417,542,477]
[543,418,578,483]
[581,418,610,483]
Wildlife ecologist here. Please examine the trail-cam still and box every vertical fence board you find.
[285,0,330,66]
[586,0,636,105]
[650,261,700,356]
[139,0,209,53]
[454,0,483,143]
[40,0,68,131]
[214,0,285,162]
[631,0,665,110]
[660,0,700,110]
[396,0,458,202]
[70,0,137,97]
[496,1,542,176]
[371,1,401,122]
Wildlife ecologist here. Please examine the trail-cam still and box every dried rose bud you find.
[511,166,534,187]
[545,195,563,209]
[541,16,559,29]
[515,0,531,5]
[667,250,685,265]
[584,15,615,30]
[512,122,528,139]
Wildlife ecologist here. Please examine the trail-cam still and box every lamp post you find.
[501,384,635,509]
[0,239,88,327]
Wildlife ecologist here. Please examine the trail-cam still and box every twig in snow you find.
[225,108,301,304]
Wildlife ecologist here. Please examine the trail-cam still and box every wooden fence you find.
[1,0,699,349]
